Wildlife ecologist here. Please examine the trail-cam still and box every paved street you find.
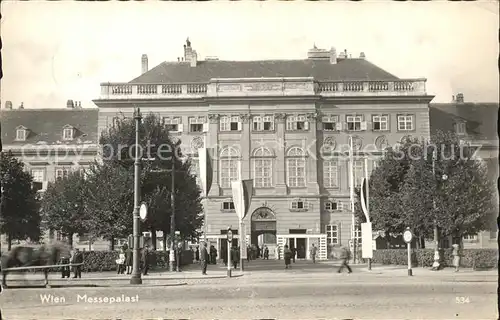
[0,260,497,319]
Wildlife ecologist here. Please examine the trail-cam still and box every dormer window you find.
[15,127,27,141]
[455,122,466,135]
[62,125,74,140]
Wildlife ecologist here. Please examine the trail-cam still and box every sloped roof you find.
[429,103,498,141]
[0,108,99,146]
[129,58,400,84]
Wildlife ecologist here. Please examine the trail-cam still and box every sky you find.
[0,1,498,109]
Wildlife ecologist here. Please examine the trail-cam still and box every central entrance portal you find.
[250,207,277,255]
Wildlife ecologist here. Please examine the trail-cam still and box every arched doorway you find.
[251,207,277,248]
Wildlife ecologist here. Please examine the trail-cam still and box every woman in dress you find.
[116,248,126,274]
[452,244,461,272]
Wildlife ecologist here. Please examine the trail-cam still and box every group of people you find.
[59,248,84,278]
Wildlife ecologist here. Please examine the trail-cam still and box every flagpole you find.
[364,157,371,270]
[349,135,356,264]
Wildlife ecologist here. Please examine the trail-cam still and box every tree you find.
[97,113,203,249]
[355,131,496,246]
[0,151,41,250]
[40,171,89,248]
[83,161,134,249]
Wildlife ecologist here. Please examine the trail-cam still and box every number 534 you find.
[456,297,470,304]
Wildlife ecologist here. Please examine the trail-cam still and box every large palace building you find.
[92,39,434,259]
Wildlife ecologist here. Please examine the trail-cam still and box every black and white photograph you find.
[0,1,498,319]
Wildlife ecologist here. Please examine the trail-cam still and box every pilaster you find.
[306,112,320,194]
[275,113,287,194]
[240,113,251,180]
[207,113,220,197]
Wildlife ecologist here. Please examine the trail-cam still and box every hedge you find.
[26,250,194,273]
[365,249,498,269]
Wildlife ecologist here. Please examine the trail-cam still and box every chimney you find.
[329,47,337,64]
[19,102,24,109]
[190,50,197,67]
[183,37,197,67]
[4,101,12,109]
[141,54,148,74]
[66,99,74,108]
[456,93,464,103]
[359,52,366,59]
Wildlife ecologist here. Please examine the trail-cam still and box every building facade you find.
[93,39,434,259]
[0,100,109,249]
[429,94,499,249]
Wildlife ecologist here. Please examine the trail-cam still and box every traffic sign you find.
[403,228,413,243]
[139,203,148,221]
[227,228,233,242]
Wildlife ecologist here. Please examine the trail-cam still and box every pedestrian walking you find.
[116,248,126,274]
[175,243,182,272]
[71,248,83,278]
[263,246,269,260]
[337,246,352,274]
[276,245,281,260]
[200,242,208,275]
[310,244,317,264]
[230,246,240,269]
[141,245,150,275]
[452,244,461,272]
[246,246,251,262]
[284,245,292,269]
[124,245,132,274]
[291,247,297,263]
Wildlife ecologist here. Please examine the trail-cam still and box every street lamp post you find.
[169,160,176,272]
[130,108,143,285]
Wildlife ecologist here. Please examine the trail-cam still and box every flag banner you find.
[198,148,214,197]
[240,222,247,259]
[361,222,373,259]
[231,179,254,221]
[360,177,369,222]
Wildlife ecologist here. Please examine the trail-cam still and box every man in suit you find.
[200,242,208,275]
[71,248,83,278]
[141,245,150,275]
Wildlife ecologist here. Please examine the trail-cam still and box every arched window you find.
[286,147,306,187]
[253,147,273,188]
[220,147,240,188]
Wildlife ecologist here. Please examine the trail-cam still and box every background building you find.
[93,39,434,260]
[0,100,107,249]
[429,94,499,249]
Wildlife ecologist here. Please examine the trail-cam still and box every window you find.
[286,147,306,187]
[324,201,340,211]
[63,128,74,140]
[55,168,69,180]
[220,116,241,132]
[372,115,389,131]
[463,234,478,241]
[16,129,26,141]
[253,147,273,188]
[31,169,45,182]
[220,147,240,188]
[350,160,364,187]
[222,201,235,211]
[455,122,466,135]
[322,115,340,131]
[253,115,274,131]
[490,230,497,240]
[163,117,182,132]
[326,225,339,245]
[346,115,363,131]
[189,117,207,133]
[397,115,413,131]
[353,225,362,244]
[286,115,308,131]
[190,158,201,185]
[323,160,339,188]
[290,199,308,211]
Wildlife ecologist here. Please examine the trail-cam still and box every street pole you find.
[348,135,356,264]
[407,241,412,276]
[130,108,143,285]
[239,220,244,272]
[364,157,371,271]
[431,147,440,270]
[169,160,176,272]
